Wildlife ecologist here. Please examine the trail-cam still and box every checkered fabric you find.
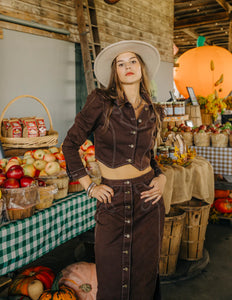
[191,146,232,175]
[0,192,96,276]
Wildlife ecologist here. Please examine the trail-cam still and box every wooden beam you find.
[175,11,231,29]
[76,0,96,94]
[182,28,210,45]
[216,0,232,13]
[229,21,232,52]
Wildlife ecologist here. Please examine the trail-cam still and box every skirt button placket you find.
[121,180,133,299]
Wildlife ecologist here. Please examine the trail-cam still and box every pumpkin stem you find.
[79,283,92,293]
[51,272,63,292]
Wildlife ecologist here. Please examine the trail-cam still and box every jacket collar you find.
[115,92,152,107]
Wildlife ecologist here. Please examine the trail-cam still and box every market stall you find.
[0,192,96,276]
[161,155,214,214]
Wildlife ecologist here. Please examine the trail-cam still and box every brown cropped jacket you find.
[62,88,164,181]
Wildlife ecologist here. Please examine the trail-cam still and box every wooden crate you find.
[177,199,210,261]
[159,207,186,276]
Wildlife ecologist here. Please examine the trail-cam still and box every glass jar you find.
[160,147,169,158]
[173,101,183,116]
[166,102,173,116]
[160,102,167,116]
[169,147,176,160]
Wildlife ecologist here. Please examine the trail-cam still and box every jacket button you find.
[131,130,136,135]
[127,158,132,163]
[125,190,130,194]
[124,180,130,184]
[129,144,134,148]
[138,118,142,123]
[123,284,128,288]
[123,267,129,271]
[145,107,149,111]
[123,250,128,254]
[124,234,130,238]
[125,219,131,224]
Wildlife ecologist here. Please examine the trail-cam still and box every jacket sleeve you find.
[62,89,103,181]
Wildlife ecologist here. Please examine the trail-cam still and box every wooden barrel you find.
[159,207,186,276]
[177,199,210,261]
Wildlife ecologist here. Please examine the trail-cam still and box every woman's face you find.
[115,52,142,85]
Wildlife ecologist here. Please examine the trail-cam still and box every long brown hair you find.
[102,53,162,136]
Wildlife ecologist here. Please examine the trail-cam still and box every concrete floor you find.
[0,222,231,299]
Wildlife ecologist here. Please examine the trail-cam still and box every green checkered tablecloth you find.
[0,191,96,276]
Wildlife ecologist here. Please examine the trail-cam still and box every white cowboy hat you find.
[94,40,160,87]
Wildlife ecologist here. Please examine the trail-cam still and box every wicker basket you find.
[0,95,58,150]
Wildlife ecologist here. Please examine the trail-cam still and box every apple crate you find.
[40,175,69,200]
[1,184,39,220]
[0,95,58,154]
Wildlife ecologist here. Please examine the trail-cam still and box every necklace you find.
[133,97,143,110]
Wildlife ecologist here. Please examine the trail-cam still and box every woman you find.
[62,40,166,300]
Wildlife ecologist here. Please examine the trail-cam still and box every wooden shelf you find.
[163,115,189,122]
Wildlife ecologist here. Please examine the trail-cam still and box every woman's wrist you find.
[87,182,97,198]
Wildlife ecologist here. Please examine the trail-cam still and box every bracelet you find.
[86,182,97,198]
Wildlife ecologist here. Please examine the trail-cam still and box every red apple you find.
[6,165,24,179]
[45,161,60,176]
[22,164,37,177]
[37,179,46,187]
[55,152,65,161]
[84,153,95,162]
[3,178,20,189]
[43,153,56,162]
[85,145,95,155]
[33,149,46,160]
[59,161,66,169]
[80,139,93,151]
[20,176,35,187]
[33,159,47,170]
[35,169,40,178]
[0,173,7,186]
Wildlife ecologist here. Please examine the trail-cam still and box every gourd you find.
[59,262,97,300]
[214,198,232,214]
[8,266,55,300]
[214,189,230,199]
[38,273,77,300]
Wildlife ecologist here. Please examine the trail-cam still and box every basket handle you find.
[0,95,56,138]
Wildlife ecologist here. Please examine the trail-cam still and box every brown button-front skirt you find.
[94,170,165,300]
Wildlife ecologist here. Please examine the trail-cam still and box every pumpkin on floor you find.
[214,189,230,199]
[214,198,232,214]
[38,273,77,300]
[59,262,97,300]
[8,266,55,300]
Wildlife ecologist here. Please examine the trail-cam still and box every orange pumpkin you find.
[39,273,77,300]
[59,262,97,300]
[8,266,55,297]
[174,46,232,98]
[214,189,230,199]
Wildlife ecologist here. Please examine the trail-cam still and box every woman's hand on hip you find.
[92,184,114,203]
[141,174,166,205]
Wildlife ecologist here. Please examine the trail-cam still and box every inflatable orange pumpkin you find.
[174,46,232,98]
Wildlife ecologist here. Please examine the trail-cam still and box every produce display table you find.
[161,156,215,214]
[191,146,232,175]
[0,192,96,276]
